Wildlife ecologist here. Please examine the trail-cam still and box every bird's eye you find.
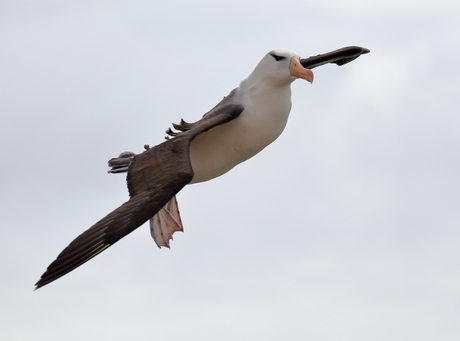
[270,53,286,62]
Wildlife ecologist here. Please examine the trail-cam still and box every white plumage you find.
[189,49,313,183]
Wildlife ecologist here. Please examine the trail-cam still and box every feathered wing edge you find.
[34,139,192,289]
[35,102,244,289]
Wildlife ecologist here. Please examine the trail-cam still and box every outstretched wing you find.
[35,103,244,289]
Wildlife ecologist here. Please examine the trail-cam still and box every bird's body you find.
[190,50,296,183]
[35,46,369,289]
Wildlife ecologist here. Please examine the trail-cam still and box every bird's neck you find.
[235,75,293,143]
[239,75,292,103]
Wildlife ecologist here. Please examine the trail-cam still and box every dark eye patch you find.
[270,53,286,61]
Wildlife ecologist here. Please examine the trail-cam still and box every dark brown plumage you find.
[35,103,244,289]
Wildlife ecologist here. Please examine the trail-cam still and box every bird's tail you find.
[107,151,136,173]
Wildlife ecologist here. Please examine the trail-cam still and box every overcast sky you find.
[1,1,460,340]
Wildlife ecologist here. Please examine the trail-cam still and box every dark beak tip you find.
[299,45,370,69]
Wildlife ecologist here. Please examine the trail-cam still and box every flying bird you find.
[35,46,370,289]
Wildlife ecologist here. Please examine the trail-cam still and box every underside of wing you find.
[35,194,166,289]
[35,102,244,289]
[35,138,193,289]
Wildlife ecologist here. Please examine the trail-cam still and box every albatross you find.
[35,46,369,289]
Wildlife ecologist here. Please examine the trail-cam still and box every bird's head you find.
[250,48,314,86]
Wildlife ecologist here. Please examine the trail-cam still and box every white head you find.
[249,48,314,86]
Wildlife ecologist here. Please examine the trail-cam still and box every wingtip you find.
[34,280,44,291]
[34,275,51,290]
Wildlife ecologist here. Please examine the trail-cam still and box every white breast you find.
[189,79,292,184]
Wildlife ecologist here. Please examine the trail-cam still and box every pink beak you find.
[289,57,314,83]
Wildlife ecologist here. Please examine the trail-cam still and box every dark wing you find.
[300,46,370,69]
[35,103,244,289]
[166,88,239,137]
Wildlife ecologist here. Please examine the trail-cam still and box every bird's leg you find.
[150,195,184,248]
[107,151,136,173]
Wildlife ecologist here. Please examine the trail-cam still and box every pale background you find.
[1,1,459,340]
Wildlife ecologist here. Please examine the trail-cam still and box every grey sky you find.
[1,1,459,340]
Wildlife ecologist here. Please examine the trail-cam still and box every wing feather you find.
[35,103,244,289]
